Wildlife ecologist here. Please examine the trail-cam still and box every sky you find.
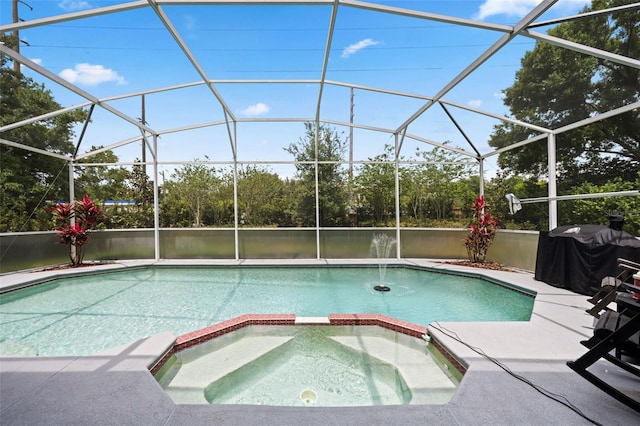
[1,0,592,180]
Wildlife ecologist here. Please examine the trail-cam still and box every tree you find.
[0,34,87,232]
[483,172,549,230]
[75,147,131,202]
[284,123,349,226]
[399,144,475,225]
[279,178,301,227]
[400,164,426,224]
[489,0,639,188]
[415,145,475,220]
[355,145,397,225]
[561,174,640,235]
[159,193,192,228]
[163,160,220,227]
[75,151,155,228]
[237,165,287,226]
[125,160,155,228]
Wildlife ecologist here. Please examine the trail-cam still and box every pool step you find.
[164,335,293,404]
[330,335,458,404]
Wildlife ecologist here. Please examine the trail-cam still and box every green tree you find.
[561,174,640,235]
[483,173,549,230]
[415,145,475,220]
[125,160,155,228]
[399,144,475,225]
[206,168,234,227]
[279,178,301,227]
[400,164,426,224]
[75,147,131,202]
[284,123,349,226]
[0,34,87,232]
[159,193,192,228]
[75,151,155,228]
[489,0,639,187]
[237,165,287,226]
[163,160,220,227]
[355,145,397,226]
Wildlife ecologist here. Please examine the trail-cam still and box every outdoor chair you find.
[585,258,640,319]
[568,281,640,413]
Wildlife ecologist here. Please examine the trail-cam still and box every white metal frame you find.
[1,1,639,260]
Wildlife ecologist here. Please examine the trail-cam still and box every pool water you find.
[155,325,459,406]
[0,266,534,356]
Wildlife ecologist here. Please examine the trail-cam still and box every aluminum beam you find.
[528,3,640,29]
[0,44,157,136]
[156,0,331,5]
[524,30,640,70]
[519,190,640,204]
[326,80,433,101]
[315,0,340,124]
[439,103,481,158]
[547,133,558,230]
[485,99,640,160]
[0,102,92,133]
[0,138,71,161]
[0,1,147,32]
[402,133,477,159]
[395,0,558,134]
[438,99,552,134]
[147,0,238,157]
[342,0,512,33]
[146,0,236,121]
[74,137,146,161]
[553,100,640,134]
[483,133,547,159]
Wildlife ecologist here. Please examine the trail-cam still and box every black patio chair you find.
[568,282,640,413]
[585,258,640,319]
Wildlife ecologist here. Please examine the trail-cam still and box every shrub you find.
[464,195,499,263]
[47,195,105,265]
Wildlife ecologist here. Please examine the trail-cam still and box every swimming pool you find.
[0,265,534,356]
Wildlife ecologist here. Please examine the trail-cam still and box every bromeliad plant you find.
[464,195,499,263]
[47,195,105,266]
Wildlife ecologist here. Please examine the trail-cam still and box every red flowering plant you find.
[464,195,499,263]
[47,195,105,266]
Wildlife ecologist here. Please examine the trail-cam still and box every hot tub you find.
[153,316,462,407]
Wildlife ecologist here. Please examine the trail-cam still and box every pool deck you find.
[1,259,639,425]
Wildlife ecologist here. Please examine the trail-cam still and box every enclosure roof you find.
[1,0,639,167]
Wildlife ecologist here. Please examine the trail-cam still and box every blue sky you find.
[1,0,591,179]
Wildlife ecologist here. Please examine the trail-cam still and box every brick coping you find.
[149,313,463,376]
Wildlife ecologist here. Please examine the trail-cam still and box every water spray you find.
[371,233,396,292]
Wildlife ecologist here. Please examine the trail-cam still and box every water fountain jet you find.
[370,234,396,292]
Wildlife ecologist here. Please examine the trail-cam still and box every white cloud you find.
[58,0,92,12]
[240,102,270,116]
[31,58,42,66]
[475,0,539,20]
[475,0,590,20]
[493,91,506,99]
[468,99,483,108]
[59,63,126,86]
[341,38,380,58]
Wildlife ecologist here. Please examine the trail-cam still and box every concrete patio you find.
[1,259,639,425]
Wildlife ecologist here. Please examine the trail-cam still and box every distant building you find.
[104,200,137,207]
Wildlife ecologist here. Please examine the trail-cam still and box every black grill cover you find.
[534,225,640,295]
